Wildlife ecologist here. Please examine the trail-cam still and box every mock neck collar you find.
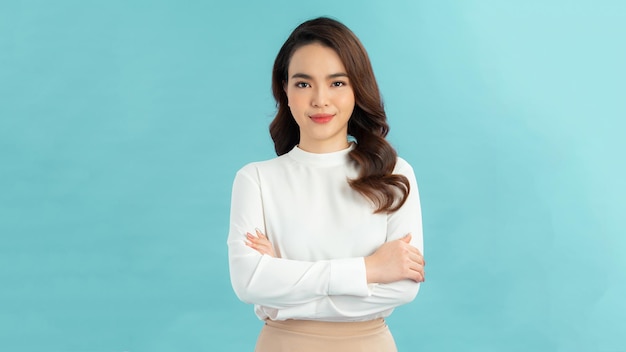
[287,143,355,167]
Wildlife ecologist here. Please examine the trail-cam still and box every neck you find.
[297,139,351,154]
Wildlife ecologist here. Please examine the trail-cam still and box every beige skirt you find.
[254,318,397,352]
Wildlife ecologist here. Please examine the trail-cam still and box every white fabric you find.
[227,143,423,322]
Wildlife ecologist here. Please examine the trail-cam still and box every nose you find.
[311,86,329,107]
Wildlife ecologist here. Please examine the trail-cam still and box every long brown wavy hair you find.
[270,17,409,213]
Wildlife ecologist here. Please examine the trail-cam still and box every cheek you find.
[337,88,355,102]
[287,92,307,110]
[338,93,356,110]
[285,93,305,120]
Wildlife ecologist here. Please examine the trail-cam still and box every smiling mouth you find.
[309,113,334,124]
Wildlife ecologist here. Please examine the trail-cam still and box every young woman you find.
[228,17,425,351]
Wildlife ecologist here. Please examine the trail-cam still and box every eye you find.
[295,82,311,88]
[332,81,347,87]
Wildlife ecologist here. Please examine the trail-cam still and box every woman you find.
[228,17,425,351]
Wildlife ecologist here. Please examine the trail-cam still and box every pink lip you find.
[309,113,334,124]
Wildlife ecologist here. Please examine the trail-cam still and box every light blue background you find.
[1,1,625,351]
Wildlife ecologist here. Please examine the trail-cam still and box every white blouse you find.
[227,143,423,322]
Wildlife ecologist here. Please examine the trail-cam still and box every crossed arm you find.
[246,229,426,284]
[229,160,425,320]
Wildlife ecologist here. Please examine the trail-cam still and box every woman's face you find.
[285,42,355,153]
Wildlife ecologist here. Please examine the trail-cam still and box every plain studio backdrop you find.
[1,1,624,351]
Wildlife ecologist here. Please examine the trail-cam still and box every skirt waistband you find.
[265,318,387,338]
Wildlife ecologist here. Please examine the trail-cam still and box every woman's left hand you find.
[245,229,276,257]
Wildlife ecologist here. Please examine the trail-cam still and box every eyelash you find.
[295,81,347,88]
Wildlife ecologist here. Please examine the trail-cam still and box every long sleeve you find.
[227,147,423,322]
[228,166,370,311]
[258,159,423,321]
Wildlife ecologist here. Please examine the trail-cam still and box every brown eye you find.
[296,82,311,88]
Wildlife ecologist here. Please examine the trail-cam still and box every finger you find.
[259,245,274,255]
[417,271,425,282]
[409,252,425,265]
[409,264,425,282]
[248,241,269,255]
[255,228,266,238]
[407,269,424,283]
[400,233,412,243]
[409,260,424,271]
[246,240,263,252]
[247,235,262,244]
[247,237,264,247]
[256,247,269,255]
[247,237,262,246]
[407,248,423,261]
[407,245,423,257]
[247,233,269,245]
[256,241,270,250]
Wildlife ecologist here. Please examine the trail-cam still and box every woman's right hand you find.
[245,229,276,257]
[364,234,425,284]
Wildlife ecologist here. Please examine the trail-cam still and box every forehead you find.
[288,43,346,76]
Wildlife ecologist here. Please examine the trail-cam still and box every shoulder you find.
[393,156,416,176]
[235,154,291,181]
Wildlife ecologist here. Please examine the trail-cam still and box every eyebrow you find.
[290,72,349,80]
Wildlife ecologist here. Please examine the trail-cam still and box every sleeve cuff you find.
[328,257,370,297]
